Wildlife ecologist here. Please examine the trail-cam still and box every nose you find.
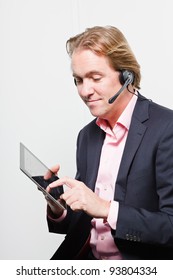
[79,79,94,99]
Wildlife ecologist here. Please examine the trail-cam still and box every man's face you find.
[71,49,122,121]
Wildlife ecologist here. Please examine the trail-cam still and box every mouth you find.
[85,99,102,106]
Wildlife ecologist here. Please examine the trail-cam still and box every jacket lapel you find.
[115,97,150,201]
[86,124,105,191]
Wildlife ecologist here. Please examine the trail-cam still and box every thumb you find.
[44,164,60,180]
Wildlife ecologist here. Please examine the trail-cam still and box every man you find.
[46,26,173,259]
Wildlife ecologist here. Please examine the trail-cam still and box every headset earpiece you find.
[108,70,134,104]
[74,78,77,86]
[119,70,134,85]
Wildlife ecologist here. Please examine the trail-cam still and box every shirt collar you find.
[96,93,138,134]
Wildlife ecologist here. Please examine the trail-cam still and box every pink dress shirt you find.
[90,94,137,259]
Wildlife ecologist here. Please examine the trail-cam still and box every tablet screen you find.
[20,142,66,210]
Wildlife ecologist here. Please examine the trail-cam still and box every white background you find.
[0,0,173,260]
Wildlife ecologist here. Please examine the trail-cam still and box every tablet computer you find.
[20,142,66,210]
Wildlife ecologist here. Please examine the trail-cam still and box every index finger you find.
[49,176,79,189]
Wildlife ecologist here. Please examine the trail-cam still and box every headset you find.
[108,70,134,104]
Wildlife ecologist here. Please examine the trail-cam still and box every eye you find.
[92,76,102,82]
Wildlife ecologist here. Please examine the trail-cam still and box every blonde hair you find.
[66,26,141,89]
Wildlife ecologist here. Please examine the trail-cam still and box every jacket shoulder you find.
[149,100,173,115]
[135,95,173,125]
[148,100,173,126]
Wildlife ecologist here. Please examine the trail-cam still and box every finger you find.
[68,200,86,212]
[47,178,63,190]
[60,188,74,201]
[60,189,80,210]
[46,185,51,192]
[44,170,53,180]
[44,164,60,180]
[49,177,82,189]
[50,164,60,174]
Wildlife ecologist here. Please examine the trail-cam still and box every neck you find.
[107,90,134,129]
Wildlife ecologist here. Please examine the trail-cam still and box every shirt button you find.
[100,235,105,240]
[103,185,107,191]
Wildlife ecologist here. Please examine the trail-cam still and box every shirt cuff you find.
[47,205,67,222]
[107,200,119,230]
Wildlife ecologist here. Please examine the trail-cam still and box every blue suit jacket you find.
[48,95,173,259]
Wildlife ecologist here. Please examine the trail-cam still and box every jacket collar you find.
[115,95,150,201]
